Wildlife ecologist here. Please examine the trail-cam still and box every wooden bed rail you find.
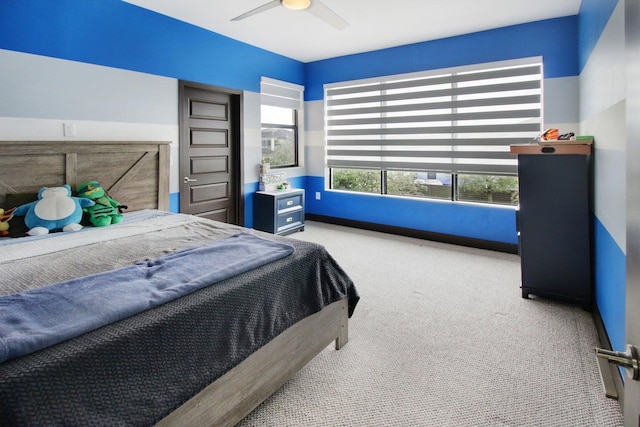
[156,298,349,427]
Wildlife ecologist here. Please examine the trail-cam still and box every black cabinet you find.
[512,143,592,309]
[253,189,305,235]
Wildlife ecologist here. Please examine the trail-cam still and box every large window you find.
[324,58,542,205]
[261,77,303,168]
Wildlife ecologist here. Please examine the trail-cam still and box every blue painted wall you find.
[306,177,517,243]
[305,16,578,101]
[594,218,626,350]
[578,0,621,73]
[0,0,305,92]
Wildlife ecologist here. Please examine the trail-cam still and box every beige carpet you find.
[237,221,624,426]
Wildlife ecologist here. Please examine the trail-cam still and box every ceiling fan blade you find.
[307,0,349,30]
[231,0,280,21]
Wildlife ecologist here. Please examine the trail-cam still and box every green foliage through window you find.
[458,175,519,205]
[387,171,452,200]
[330,169,518,206]
[331,169,380,194]
[261,128,295,167]
[261,105,297,168]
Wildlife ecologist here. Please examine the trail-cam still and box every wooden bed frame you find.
[0,140,350,426]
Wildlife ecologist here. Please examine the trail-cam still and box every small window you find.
[387,171,452,200]
[331,168,381,194]
[457,174,519,205]
[261,105,298,168]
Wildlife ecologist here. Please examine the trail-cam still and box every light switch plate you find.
[63,123,76,137]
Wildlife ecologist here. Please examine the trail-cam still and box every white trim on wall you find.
[0,49,177,124]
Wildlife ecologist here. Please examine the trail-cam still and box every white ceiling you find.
[123,0,582,63]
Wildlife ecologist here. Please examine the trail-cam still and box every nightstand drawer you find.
[277,194,303,211]
[276,209,303,232]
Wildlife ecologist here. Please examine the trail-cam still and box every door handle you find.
[594,344,640,399]
[596,344,640,380]
[595,344,640,400]
[184,177,198,183]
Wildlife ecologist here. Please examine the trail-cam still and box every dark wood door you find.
[179,82,242,224]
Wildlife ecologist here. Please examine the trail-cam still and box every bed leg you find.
[335,299,349,350]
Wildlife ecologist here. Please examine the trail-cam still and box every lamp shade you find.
[282,0,311,10]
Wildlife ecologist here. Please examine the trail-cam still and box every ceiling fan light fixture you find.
[282,0,311,10]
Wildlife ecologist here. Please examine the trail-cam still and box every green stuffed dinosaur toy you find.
[76,181,127,227]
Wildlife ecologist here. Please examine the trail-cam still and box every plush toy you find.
[0,207,15,237]
[76,181,127,227]
[13,185,94,236]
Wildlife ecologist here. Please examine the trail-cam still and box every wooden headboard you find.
[0,141,170,211]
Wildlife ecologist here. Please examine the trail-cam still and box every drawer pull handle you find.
[287,200,293,206]
[286,217,293,223]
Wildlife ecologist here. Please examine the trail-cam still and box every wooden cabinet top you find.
[510,142,592,155]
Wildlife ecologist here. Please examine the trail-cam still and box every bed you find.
[0,141,358,426]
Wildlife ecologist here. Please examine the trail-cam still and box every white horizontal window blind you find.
[261,76,304,110]
[325,58,543,175]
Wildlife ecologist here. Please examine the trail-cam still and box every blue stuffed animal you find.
[13,185,95,236]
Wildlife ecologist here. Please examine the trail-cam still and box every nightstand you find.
[253,189,305,235]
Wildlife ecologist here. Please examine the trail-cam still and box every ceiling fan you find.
[231,0,349,30]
